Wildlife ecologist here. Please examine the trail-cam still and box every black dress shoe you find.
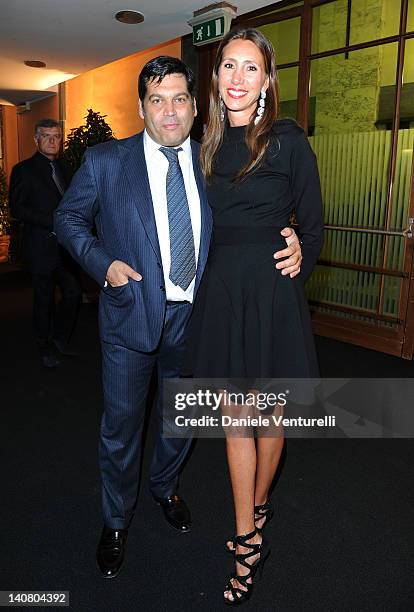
[156,494,191,532]
[96,526,128,578]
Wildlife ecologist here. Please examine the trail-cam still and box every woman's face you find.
[218,38,269,127]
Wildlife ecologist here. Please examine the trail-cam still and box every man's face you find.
[35,127,62,159]
[139,73,197,147]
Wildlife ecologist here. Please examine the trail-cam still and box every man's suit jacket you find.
[9,152,73,274]
[54,131,213,353]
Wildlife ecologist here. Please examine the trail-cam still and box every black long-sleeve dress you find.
[184,119,324,381]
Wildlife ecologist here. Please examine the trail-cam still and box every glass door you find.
[305,0,414,357]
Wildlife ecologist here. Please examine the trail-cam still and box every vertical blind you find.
[306,128,414,319]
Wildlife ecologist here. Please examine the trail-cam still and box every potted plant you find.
[63,108,114,171]
[0,166,11,263]
[62,109,114,300]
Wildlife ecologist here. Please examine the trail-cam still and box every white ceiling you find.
[0,0,280,106]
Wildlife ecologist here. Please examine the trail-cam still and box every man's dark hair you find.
[34,118,61,137]
[138,56,195,101]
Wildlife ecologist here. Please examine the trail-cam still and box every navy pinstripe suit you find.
[55,132,212,528]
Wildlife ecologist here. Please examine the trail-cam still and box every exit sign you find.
[188,4,236,47]
[192,16,225,45]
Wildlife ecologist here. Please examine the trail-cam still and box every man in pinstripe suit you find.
[55,56,302,578]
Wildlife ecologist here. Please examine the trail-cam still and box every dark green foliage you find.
[63,108,114,171]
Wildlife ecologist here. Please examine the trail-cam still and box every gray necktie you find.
[50,160,66,196]
[159,147,196,291]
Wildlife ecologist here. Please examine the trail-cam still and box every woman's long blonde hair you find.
[200,27,280,182]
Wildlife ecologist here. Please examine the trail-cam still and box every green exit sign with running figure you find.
[193,16,225,45]
[189,3,237,47]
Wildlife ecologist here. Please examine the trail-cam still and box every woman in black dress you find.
[187,28,324,604]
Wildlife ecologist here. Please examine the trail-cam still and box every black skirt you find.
[183,226,319,385]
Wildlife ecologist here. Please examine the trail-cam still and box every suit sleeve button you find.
[160,285,165,291]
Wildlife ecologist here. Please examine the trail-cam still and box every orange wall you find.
[2,106,18,181]
[64,38,181,139]
[17,95,59,161]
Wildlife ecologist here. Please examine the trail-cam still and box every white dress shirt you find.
[143,129,201,303]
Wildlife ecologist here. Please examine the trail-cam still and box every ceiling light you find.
[114,10,144,24]
[24,60,46,68]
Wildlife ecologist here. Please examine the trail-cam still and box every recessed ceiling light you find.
[114,10,144,24]
[24,60,46,68]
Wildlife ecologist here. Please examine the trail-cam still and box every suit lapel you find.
[191,143,212,292]
[59,159,73,186]
[118,133,162,264]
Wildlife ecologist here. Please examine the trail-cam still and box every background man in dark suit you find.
[55,57,302,578]
[9,118,81,368]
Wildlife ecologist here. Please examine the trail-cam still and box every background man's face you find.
[139,73,197,147]
[35,127,62,159]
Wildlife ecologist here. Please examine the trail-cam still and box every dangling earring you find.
[219,94,225,122]
[254,89,266,125]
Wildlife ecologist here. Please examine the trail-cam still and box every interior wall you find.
[64,38,182,139]
[17,95,59,161]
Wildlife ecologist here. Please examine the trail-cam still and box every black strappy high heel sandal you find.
[226,500,274,553]
[223,528,270,606]
[254,499,274,536]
